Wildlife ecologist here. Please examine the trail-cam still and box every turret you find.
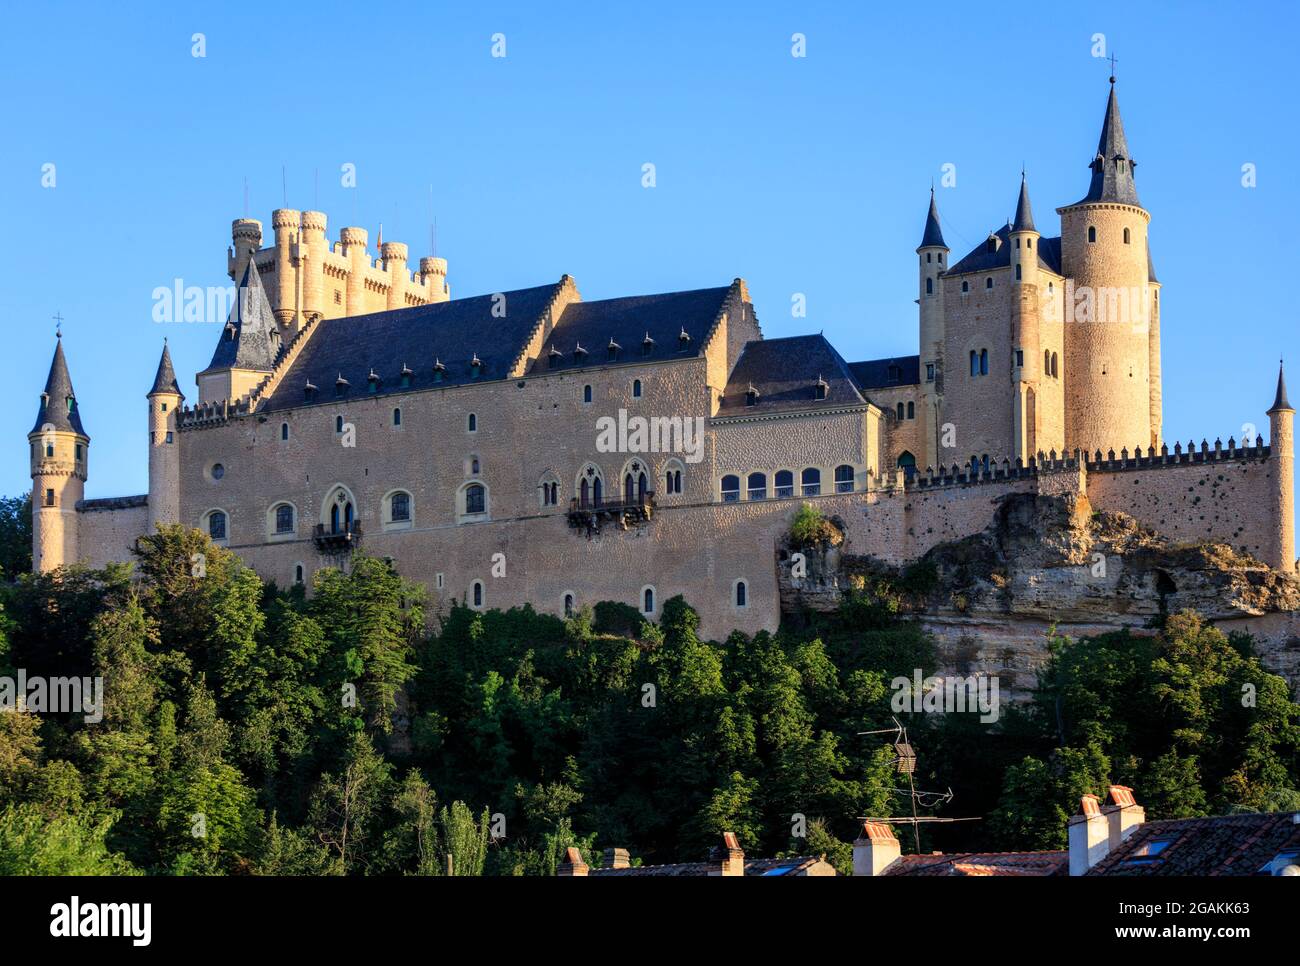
[28,336,88,572]
[147,341,184,533]
[1267,361,1295,572]
[1058,78,1155,456]
[339,226,369,311]
[299,210,329,326]
[1009,174,1042,462]
[271,208,301,330]
[196,256,281,405]
[229,218,262,281]
[916,188,948,468]
[1147,246,1162,448]
[419,256,450,303]
[381,241,409,310]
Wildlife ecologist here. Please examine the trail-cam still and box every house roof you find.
[885,850,1069,877]
[206,257,281,372]
[946,225,1064,277]
[1088,810,1300,876]
[31,337,87,436]
[587,855,833,876]
[718,334,867,416]
[848,355,921,391]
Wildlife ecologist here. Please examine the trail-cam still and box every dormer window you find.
[607,338,621,361]
[745,384,760,407]
[367,369,380,393]
[678,328,691,351]
[433,358,446,383]
[547,346,563,369]
[335,374,350,396]
[814,376,828,401]
[574,343,588,363]
[887,364,901,383]
[305,379,318,400]
[470,354,483,379]
[642,332,655,356]
[400,363,413,388]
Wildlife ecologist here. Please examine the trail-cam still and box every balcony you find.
[314,521,363,555]
[566,491,655,536]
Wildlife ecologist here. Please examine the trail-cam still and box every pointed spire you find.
[1075,80,1141,206]
[205,256,280,372]
[918,187,947,250]
[1012,172,1036,233]
[148,340,184,398]
[1269,359,1293,414]
[31,336,87,436]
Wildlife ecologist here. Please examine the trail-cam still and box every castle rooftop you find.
[31,336,86,436]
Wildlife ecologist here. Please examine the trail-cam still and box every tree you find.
[0,493,32,580]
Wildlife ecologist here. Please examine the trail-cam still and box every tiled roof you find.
[206,257,281,372]
[919,189,946,249]
[528,286,734,375]
[1012,175,1036,233]
[31,338,87,436]
[587,855,832,876]
[1070,82,1141,208]
[1088,811,1300,876]
[885,850,1068,877]
[946,225,1063,276]
[848,355,921,391]
[718,334,866,416]
[148,342,183,397]
[260,280,567,411]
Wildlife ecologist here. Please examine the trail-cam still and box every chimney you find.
[1103,785,1145,853]
[852,822,901,876]
[707,832,745,876]
[556,847,589,877]
[1068,794,1110,875]
[603,847,630,870]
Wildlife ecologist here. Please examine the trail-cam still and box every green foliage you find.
[0,803,138,875]
[788,503,838,546]
[0,493,32,581]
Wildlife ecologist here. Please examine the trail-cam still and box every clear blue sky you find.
[1,1,1296,510]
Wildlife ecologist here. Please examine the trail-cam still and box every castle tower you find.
[381,241,409,310]
[1009,174,1042,462]
[916,188,948,469]
[1268,361,1296,572]
[28,336,88,572]
[147,341,184,533]
[271,208,302,331]
[419,256,450,303]
[228,218,262,281]
[1147,247,1163,447]
[196,256,281,405]
[299,210,329,328]
[1058,78,1156,456]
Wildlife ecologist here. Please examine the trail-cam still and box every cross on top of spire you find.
[1108,52,1119,84]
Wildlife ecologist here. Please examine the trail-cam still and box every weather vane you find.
[1108,52,1119,83]
[53,312,64,337]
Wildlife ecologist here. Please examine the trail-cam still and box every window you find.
[393,408,402,427]
[281,422,289,441]
[801,467,821,496]
[540,478,559,506]
[642,587,655,614]
[161,402,168,412]
[925,277,933,295]
[1088,225,1097,243]
[985,277,993,290]
[664,463,683,495]
[436,573,445,590]
[212,463,225,480]
[986,237,996,253]
[579,466,603,507]
[834,464,854,493]
[926,363,935,382]
[735,580,748,608]
[747,472,767,500]
[745,387,759,406]
[44,488,55,507]
[471,581,484,609]
[907,401,915,419]
[1045,349,1052,374]
[775,470,794,499]
[45,443,54,458]
[897,402,905,420]
[467,413,477,433]
[632,379,642,398]
[335,415,344,433]
[275,503,294,533]
[926,252,932,263]
[970,351,978,377]
[391,492,410,522]
[165,432,173,444]
[583,384,592,404]
[471,457,480,475]
[897,451,917,481]
[814,380,828,401]
[465,483,486,515]
[295,564,304,584]
[1123,227,1131,244]
[1122,838,1173,866]
[721,474,740,502]
[1051,352,1059,378]
[208,510,227,540]
[980,350,988,376]
[1015,349,1024,368]
[563,593,575,617]
[961,280,969,293]
[75,444,83,460]
[1015,264,1022,281]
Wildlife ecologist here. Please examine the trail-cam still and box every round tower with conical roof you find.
[28,335,88,572]
[916,188,949,468]
[1009,173,1043,461]
[1058,79,1157,456]
[1268,361,1296,572]
[147,340,184,533]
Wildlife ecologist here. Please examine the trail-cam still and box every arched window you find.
[907,401,915,419]
[470,456,480,475]
[335,415,344,433]
[897,402,905,420]
[801,467,821,496]
[925,277,933,295]
[295,564,304,584]
[1123,227,1131,244]
[274,503,294,534]
[583,384,592,403]
[465,483,486,515]
[393,408,402,426]
[970,350,978,377]
[632,379,642,398]
[663,461,684,495]
[980,349,989,375]
[775,470,794,499]
[834,464,854,493]
[467,413,477,433]
[642,586,655,614]
[1088,226,1097,243]
[281,422,289,441]
[325,487,355,535]
[897,451,917,481]
[45,443,54,458]
[1015,264,1022,281]
[623,460,648,504]
[563,593,575,617]
[539,475,560,507]
[735,580,748,608]
[207,510,227,541]
[1051,352,1059,378]
[985,277,993,290]
[1045,349,1052,374]
[578,465,603,507]
[390,492,410,522]
[721,474,740,502]
[961,280,969,293]
[747,472,767,500]
[471,581,484,609]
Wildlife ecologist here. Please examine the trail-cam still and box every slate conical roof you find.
[918,189,947,249]
[206,256,280,372]
[1269,361,1293,413]
[1074,81,1141,207]
[31,336,87,436]
[148,341,183,397]
[1012,174,1036,232]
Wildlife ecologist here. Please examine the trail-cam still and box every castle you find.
[27,80,1297,642]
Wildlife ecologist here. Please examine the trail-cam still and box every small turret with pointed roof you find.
[1012,172,1036,233]
[32,334,87,437]
[1269,359,1293,414]
[1075,78,1141,207]
[148,339,184,399]
[207,256,280,372]
[918,187,947,251]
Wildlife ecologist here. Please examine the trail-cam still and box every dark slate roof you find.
[148,341,183,397]
[1147,246,1159,284]
[848,355,920,390]
[947,225,1063,276]
[31,338,87,436]
[1071,82,1141,207]
[1012,175,1036,233]
[718,334,866,416]
[1270,361,1293,413]
[1088,811,1300,876]
[261,280,567,412]
[885,851,1068,877]
[77,495,148,512]
[919,189,947,249]
[206,257,281,372]
[528,286,733,374]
